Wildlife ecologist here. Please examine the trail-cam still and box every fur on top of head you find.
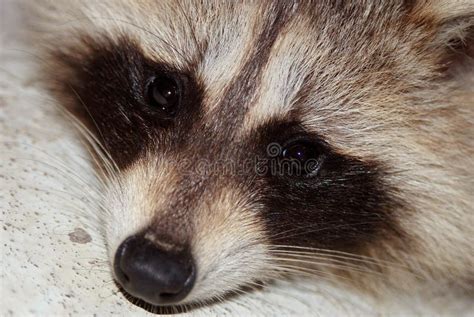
[24,0,473,308]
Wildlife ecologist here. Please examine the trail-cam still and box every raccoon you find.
[24,0,473,310]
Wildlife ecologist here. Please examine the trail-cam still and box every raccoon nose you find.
[113,235,196,305]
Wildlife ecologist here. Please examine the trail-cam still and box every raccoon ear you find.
[418,0,474,75]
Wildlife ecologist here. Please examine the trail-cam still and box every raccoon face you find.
[36,0,473,309]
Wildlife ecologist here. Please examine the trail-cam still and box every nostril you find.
[113,234,196,306]
[114,235,138,287]
[156,257,196,299]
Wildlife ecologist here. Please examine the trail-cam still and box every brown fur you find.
[22,0,474,307]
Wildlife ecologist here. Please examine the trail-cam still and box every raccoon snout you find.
[113,234,196,305]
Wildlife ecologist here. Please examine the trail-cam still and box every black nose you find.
[114,235,196,305]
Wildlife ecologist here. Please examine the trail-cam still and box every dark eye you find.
[146,75,180,115]
[280,141,323,176]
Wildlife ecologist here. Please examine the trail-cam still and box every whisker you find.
[8,154,103,197]
[268,220,384,241]
[268,249,410,271]
[3,48,122,186]
[267,256,390,278]
[268,244,411,268]
[63,88,121,178]
[271,264,354,283]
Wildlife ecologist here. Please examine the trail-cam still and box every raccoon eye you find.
[146,75,180,115]
[281,141,323,176]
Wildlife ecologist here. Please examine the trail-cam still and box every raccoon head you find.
[31,0,473,309]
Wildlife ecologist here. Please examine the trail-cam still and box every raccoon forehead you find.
[46,1,428,109]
